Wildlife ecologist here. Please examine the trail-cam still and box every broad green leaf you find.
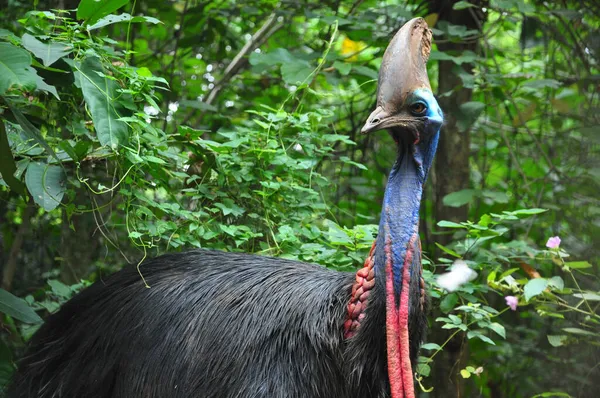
[21,34,72,67]
[32,72,59,99]
[522,79,561,89]
[47,280,71,298]
[76,56,129,148]
[573,292,600,301]
[440,293,459,313]
[249,48,295,66]
[547,335,567,347]
[443,189,477,207]
[453,1,475,9]
[437,220,465,228]
[416,363,430,377]
[87,13,161,30]
[475,334,496,345]
[565,261,592,269]
[333,61,351,75]
[25,162,66,211]
[420,343,442,351]
[482,190,509,204]
[0,42,38,94]
[435,243,461,258]
[9,105,59,162]
[524,278,548,301]
[548,276,564,290]
[351,65,378,79]
[562,327,599,337]
[511,208,547,216]
[281,62,313,85]
[77,0,129,26]
[532,392,571,398]
[0,122,26,194]
[468,330,496,345]
[486,322,506,339]
[460,101,485,118]
[0,288,42,324]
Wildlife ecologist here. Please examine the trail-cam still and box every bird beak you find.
[361,17,433,135]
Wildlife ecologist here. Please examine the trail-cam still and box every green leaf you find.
[416,363,431,377]
[0,42,38,94]
[440,293,459,313]
[459,101,485,119]
[511,208,547,216]
[351,65,378,79]
[9,105,59,162]
[547,335,567,347]
[524,278,548,301]
[76,56,129,148]
[572,292,600,301]
[25,162,66,211]
[47,280,71,298]
[522,79,561,89]
[564,261,592,269]
[333,61,351,75]
[0,288,42,324]
[562,327,599,337]
[486,322,506,339]
[548,276,564,290]
[32,73,59,99]
[87,13,162,30]
[21,34,72,67]
[443,189,477,207]
[437,220,465,228]
[281,62,313,85]
[77,0,129,26]
[420,343,442,351]
[435,243,461,258]
[249,48,294,66]
[474,334,496,345]
[0,122,26,194]
[482,190,509,204]
[453,1,475,9]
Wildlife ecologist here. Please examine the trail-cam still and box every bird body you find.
[7,17,442,398]
[8,251,369,398]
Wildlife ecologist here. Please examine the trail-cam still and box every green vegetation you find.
[0,0,598,396]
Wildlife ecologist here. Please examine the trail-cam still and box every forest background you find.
[0,0,598,396]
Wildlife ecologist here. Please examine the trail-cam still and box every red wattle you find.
[385,235,403,397]
[385,233,417,398]
[399,234,417,398]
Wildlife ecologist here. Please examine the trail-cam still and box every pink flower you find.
[546,236,561,249]
[505,296,518,311]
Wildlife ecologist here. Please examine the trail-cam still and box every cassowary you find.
[7,18,443,398]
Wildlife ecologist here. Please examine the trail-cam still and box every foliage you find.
[0,0,598,396]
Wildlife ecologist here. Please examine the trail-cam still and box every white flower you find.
[436,260,477,292]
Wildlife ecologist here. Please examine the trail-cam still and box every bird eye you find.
[410,102,427,115]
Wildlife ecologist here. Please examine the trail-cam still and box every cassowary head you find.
[361,17,443,179]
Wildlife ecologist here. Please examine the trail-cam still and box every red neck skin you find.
[385,232,418,398]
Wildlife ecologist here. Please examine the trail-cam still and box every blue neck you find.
[374,132,439,296]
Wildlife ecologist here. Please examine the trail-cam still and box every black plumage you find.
[7,250,424,398]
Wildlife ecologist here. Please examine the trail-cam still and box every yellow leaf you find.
[460,369,471,379]
[424,13,438,28]
[340,36,365,62]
